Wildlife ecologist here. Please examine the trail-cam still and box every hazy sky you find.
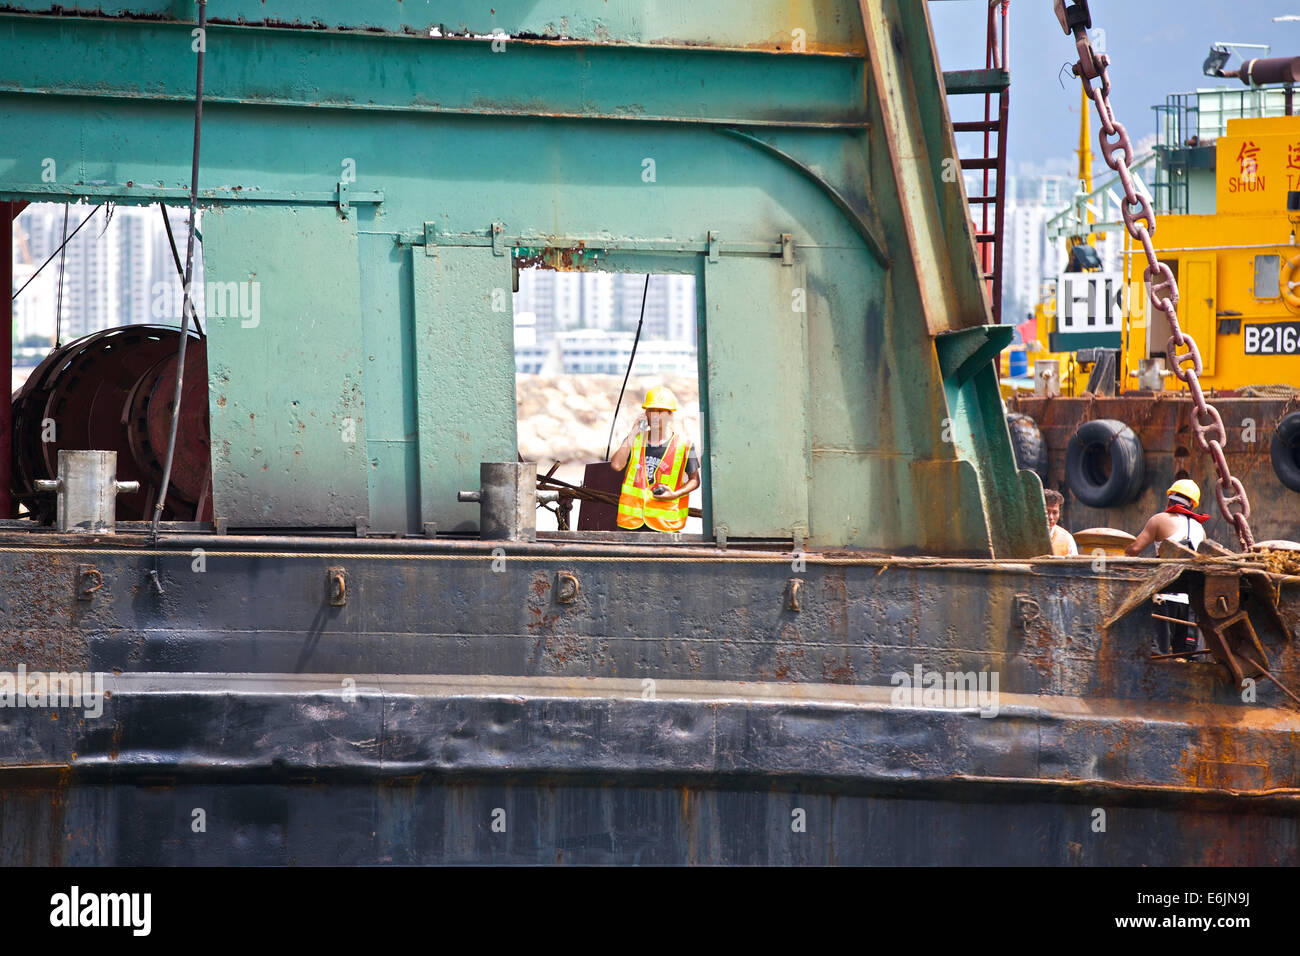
[931,0,1300,177]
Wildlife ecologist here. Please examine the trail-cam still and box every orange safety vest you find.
[616,432,690,532]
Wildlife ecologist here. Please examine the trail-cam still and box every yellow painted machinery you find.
[1004,53,1300,543]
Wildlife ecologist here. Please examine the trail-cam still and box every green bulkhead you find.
[0,0,1048,555]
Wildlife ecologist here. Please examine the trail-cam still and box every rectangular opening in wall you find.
[513,263,705,539]
[12,202,204,383]
[11,200,215,526]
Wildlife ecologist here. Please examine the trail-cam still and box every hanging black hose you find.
[53,204,68,348]
[158,201,204,338]
[151,0,207,552]
[604,274,651,461]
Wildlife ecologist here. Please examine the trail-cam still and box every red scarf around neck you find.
[1166,503,1209,524]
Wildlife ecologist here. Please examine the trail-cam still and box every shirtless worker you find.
[610,386,701,532]
[1125,479,1209,657]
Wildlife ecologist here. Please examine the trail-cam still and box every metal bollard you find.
[34,450,140,533]
[1034,359,1061,397]
[458,462,538,541]
[1136,358,1169,391]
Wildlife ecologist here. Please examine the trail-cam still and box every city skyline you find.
[513,269,699,376]
[1001,172,1124,326]
[12,202,199,347]
[932,1,1299,173]
[515,268,696,345]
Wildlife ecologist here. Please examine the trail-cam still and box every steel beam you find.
[0,16,868,131]
[859,0,988,336]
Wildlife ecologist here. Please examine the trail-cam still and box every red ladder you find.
[944,0,1010,323]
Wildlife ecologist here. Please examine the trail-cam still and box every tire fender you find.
[1064,418,1146,508]
[1272,411,1300,493]
[1006,412,1048,482]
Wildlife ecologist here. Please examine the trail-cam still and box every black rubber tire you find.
[1064,418,1145,508]
[1006,413,1048,481]
[1272,411,1300,493]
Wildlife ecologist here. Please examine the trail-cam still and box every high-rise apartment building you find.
[517,268,696,349]
[11,202,201,343]
[1002,174,1120,325]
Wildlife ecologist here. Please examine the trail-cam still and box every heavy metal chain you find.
[1056,0,1255,550]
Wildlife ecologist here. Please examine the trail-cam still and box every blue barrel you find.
[1007,346,1028,378]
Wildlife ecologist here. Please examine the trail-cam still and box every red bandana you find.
[1166,503,1209,524]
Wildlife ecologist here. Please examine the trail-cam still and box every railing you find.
[1151,87,1292,214]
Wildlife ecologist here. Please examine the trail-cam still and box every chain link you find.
[1058,1,1255,550]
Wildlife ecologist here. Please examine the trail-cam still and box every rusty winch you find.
[11,325,210,523]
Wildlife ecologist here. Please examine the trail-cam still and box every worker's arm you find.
[610,438,631,473]
[1125,516,1161,556]
[656,473,700,501]
[610,420,645,472]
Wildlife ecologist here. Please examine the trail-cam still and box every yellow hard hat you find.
[642,386,678,412]
[1167,479,1201,508]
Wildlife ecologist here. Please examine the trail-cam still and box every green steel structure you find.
[3,2,1300,871]
[1,1,1046,553]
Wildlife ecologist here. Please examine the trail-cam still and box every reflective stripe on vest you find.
[616,432,690,531]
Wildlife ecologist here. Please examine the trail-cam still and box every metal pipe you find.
[1236,650,1300,708]
[999,0,1008,75]
[1123,242,1297,254]
[1237,57,1300,88]
[149,533,746,560]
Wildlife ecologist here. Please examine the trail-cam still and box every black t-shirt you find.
[644,439,699,486]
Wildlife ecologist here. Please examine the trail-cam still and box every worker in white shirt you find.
[1044,489,1077,556]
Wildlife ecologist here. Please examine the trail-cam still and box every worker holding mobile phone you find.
[609,386,700,532]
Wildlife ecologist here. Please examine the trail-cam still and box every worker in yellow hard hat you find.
[1126,477,1209,658]
[610,386,700,532]
[1125,479,1208,556]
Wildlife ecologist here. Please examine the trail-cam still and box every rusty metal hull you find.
[1008,394,1300,542]
[0,533,1297,865]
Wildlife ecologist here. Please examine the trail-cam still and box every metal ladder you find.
[943,0,1010,323]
